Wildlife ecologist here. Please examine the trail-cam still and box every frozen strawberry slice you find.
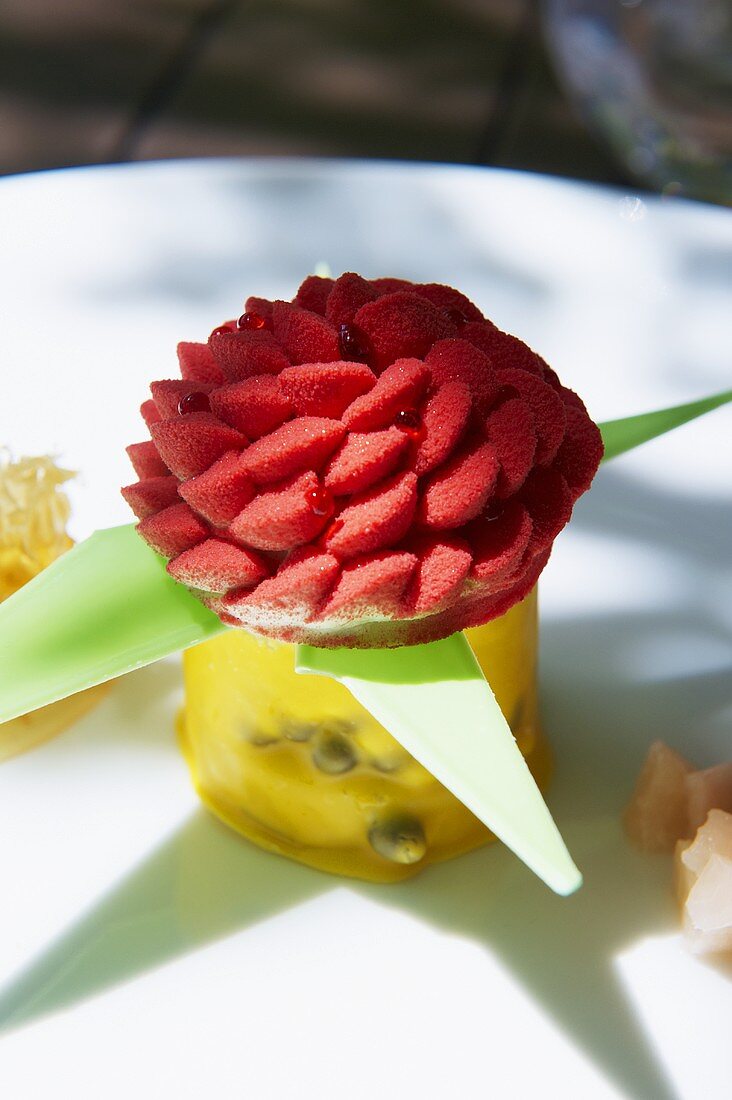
[150,380,214,419]
[321,551,418,619]
[209,329,289,383]
[325,272,378,325]
[167,537,269,593]
[121,475,180,520]
[210,376,293,439]
[521,466,573,555]
[324,472,418,559]
[469,501,532,584]
[419,442,499,530]
[554,404,604,494]
[151,412,247,480]
[425,339,500,412]
[485,397,537,498]
[137,502,209,558]
[354,292,456,371]
[229,546,340,618]
[407,535,472,613]
[279,361,376,418]
[240,417,346,484]
[324,427,409,496]
[230,471,330,551]
[179,451,255,526]
[127,440,168,479]
[414,283,483,322]
[294,275,334,316]
[495,368,567,466]
[342,358,430,431]
[272,301,341,365]
[177,341,224,385]
[412,381,472,476]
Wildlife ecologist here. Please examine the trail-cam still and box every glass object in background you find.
[179,588,551,883]
[543,0,732,203]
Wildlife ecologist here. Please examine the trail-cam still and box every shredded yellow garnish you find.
[0,452,74,601]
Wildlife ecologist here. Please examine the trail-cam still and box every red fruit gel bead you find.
[211,322,236,337]
[237,311,266,331]
[307,483,334,517]
[338,322,373,362]
[178,391,211,415]
[394,408,425,442]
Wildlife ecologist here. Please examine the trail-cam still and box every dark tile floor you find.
[0,0,627,184]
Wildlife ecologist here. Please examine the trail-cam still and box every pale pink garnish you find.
[675,811,732,955]
[685,762,732,833]
[623,740,694,852]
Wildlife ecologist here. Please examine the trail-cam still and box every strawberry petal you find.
[179,451,255,526]
[168,538,269,593]
[121,475,180,520]
[324,472,418,559]
[419,442,499,530]
[151,412,247,480]
[137,502,209,558]
[210,376,293,439]
[279,361,376,418]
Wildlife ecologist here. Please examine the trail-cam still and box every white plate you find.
[0,159,730,1100]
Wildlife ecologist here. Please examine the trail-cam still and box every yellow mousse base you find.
[179,588,551,882]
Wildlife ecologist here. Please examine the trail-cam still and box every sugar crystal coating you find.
[125,274,603,646]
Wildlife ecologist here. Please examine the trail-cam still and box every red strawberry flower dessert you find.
[122,273,603,647]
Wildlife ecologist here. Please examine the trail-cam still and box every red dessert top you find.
[122,274,603,647]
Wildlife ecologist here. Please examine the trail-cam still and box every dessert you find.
[1,271,726,891]
[118,274,603,880]
[124,274,603,648]
[0,453,107,761]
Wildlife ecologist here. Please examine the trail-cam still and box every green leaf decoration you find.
[599,388,732,462]
[296,635,582,895]
[0,524,224,724]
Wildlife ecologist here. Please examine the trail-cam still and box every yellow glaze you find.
[180,588,551,882]
[0,454,108,760]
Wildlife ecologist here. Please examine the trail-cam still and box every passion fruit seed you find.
[368,814,426,864]
[282,720,318,743]
[248,729,280,747]
[313,733,357,774]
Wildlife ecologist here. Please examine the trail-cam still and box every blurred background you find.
[0,0,730,201]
